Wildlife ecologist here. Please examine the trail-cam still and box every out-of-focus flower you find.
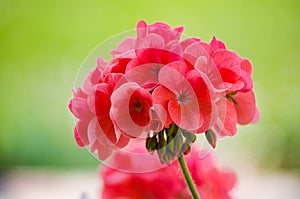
[101,147,236,199]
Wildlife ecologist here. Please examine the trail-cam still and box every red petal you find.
[234,90,257,125]
[158,66,202,130]
[187,70,214,133]
[129,87,153,126]
[74,120,90,146]
[74,127,85,147]
[213,49,241,83]
[152,85,174,127]
[209,36,226,51]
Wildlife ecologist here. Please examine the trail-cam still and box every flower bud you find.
[205,129,217,148]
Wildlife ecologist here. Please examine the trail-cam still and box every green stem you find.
[178,155,200,199]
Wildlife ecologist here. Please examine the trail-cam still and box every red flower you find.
[69,20,259,160]
[101,147,236,199]
[181,36,259,137]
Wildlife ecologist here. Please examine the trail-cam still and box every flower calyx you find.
[146,123,196,164]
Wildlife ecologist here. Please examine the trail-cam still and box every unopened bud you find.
[183,145,191,155]
[182,129,196,143]
[205,129,217,148]
[146,135,158,153]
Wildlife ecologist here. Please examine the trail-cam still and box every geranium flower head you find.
[69,20,259,161]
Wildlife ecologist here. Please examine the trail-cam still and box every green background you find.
[0,0,299,173]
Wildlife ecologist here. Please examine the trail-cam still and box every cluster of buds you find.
[146,124,196,164]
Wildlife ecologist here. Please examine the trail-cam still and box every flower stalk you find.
[178,155,200,199]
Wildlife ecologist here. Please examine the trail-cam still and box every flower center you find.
[134,99,143,112]
[177,93,186,103]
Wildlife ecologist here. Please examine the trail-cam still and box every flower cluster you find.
[69,20,259,161]
[101,147,236,199]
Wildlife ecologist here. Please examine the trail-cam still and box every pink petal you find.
[69,97,92,120]
[165,40,183,58]
[184,41,213,65]
[213,100,237,137]
[125,63,162,90]
[195,55,226,92]
[222,101,238,136]
[166,61,189,76]
[83,68,102,93]
[74,120,90,146]
[96,57,107,72]
[108,58,132,74]
[180,38,201,52]
[240,59,252,76]
[234,90,257,125]
[212,49,241,83]
[158,66,202,130]
[174,26,184,34]
[74,126,85,147]
[136,20,147,40]
[110,37,136,58]
[88,117,118,146]
[149,104,167,132]
[128,87,152,126]
[149,27,181,44]
[115,135,130,148]
[227,80,245,91]
[87,83,111,115]
[152,85,174,128]
[136,33,165,50]
[103,73,126,90]
[110,82,150,138]
[238,70,253,92]
[187,70,214,133]
[97,144,113,161]
[209,36,226,51]
[72,88,87,98]
[87,84,119,145]
[125,58,142,71]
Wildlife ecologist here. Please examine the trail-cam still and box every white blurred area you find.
[0,170,100,199]
[0,167,299,199]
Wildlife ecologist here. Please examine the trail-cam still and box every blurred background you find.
[0,0,299,198]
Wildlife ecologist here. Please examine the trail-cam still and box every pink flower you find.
[208,37,259,136]
[101,147,236,199]
[181,36,259,137]
[69,68,130,160]
[152,66,214,133]
[110,82,153,138]
[69,20,259,161]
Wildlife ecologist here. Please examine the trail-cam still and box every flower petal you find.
[166,61,189,75]
[234,90,257,125]
[209,36,226,51]
[74,119,90,146]
[149,104,167,132]
[187,70,214,133]
[110,37,136,58]
[125,63,161,90]
[69,97,92,120]
[158,66,202,130]
[110,82,151,138]
[212,49,241,83]
[152,85,174,128]
[74,126,85,147]
[88,84,119,145]
[83,68,102,93]
[240,59,252,76]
